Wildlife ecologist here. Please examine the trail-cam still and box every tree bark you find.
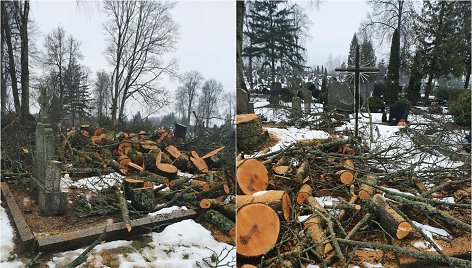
[19,0,30,117]
[1,2,20,113]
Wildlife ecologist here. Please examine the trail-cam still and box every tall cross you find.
[335,46,379,139]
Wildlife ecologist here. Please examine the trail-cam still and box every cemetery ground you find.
[0,114,236,267]
[235,95,471,268]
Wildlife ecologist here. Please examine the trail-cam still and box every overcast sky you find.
[301,1,371,69]
[29,1,375,115]
[30,0,235,117]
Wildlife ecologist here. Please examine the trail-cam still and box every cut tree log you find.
[335,170,354,184]
[202,146,225,168]
[128,162,144,172]
[236,158,269,195]
[296,184,312,205]
[190,153,209,173]
[236,190,291,221]
[156,163,178,180]
[166,145,191,171]
[372,194,412,239]
[197,183,231,199]
[341,158,355,170]
[236,203,280,257]
[200,198,235,221]
[130,186,155,211]
[204,209,235,237]
[294,160,309,184]
[118,155,131,168]
[273,165,290,175]
[115,189,132,232]
[359,175,377,199]
[304,216,334,259]
[123,178,144,197]
[189,179,210,191]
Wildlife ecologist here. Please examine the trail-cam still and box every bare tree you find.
[103,1,178,126]
[176,71,203,125]
[361,1,418,72]
[197,79,223,128]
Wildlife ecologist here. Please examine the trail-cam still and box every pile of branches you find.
[235,133,471,267]
[61,124,236,240]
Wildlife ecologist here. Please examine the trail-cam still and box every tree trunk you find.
[236,203,280,257]
[236,0,246,90]
[1,2,20,113]
[464,65,471,89]
[236,190,291,221]
[19,0,30,117]
[1,25,6,115]
[424,75,434,102]
[372,194,412,239]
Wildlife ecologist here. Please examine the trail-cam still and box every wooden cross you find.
[335,46,379,139]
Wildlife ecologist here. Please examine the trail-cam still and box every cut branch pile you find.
[236,135,471,267]
[62,125,235,242]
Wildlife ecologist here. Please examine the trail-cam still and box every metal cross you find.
[335,45,379,139]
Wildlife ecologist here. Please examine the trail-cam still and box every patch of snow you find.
[253,190,268,197]
[412,221,452,239]
[48,219,235,268]
[413,241,430,249]
[306,265,321,268]
[298,215,310,223]
[315,196,339,207]
[384,188,415,197]
[70,172,124,191]
[434,197,455,204]
[148,206,188,217]
[0,201,23,267]
[364,262,383,268]
[177,172,194,178]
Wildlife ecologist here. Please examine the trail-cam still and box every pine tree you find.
[415,0,463,101]
[245,1,305,82]
[63,57,92,126]
[347,34,358,67]
[360,37,376,82]
[385,28,400,105]
[407,52,422,104]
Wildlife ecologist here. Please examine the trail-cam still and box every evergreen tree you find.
[245,1,305,82]
[376,59,387,83]
[347,33,358,66]
[385,28,400,105]
[360,37,376,82]
[415,1,463,101]
[407,52,422,104]
[63,57,92,126]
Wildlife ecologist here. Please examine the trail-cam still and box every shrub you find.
[367,96,384,112]
[449,89,471,127]
[434,86,461,101]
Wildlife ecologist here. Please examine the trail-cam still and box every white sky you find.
[29,0,375,116]
[30,0,235,117]
[301,0,371,68]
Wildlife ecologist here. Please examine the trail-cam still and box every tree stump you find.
[236,159,269,194]
[236,203,280,257]
[236,114,267,151]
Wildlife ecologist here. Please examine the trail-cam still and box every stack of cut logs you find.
[64,125,235,239]
[234,136,460,267]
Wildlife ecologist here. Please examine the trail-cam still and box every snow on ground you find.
[364,262,383,268]
[253,97,324,123]
[251,127,329,157]
[411,220,452,251]
[315,196,339,207]
[48,219,235,268]
[0,201,24,267]
[148,205,187,217]
[70,172,124,191]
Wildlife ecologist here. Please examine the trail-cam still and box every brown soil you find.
[8,181,121,236]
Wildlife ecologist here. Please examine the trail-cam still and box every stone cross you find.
[335,46,379,138]
[30,89,67,215]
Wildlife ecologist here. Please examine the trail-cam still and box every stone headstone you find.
[269,82,281,105]
[300,89,312,114]
[292,96,302,119]
[30,89,67,215]
[237,88,250,114]
[327,81,354,112]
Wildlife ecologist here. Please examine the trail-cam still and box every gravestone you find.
[237,88,250,114]
[299,89,312,114]
[327,81,354,112]
[269,82,281,105]
[292,96,302,119]
[30,89,67,215]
